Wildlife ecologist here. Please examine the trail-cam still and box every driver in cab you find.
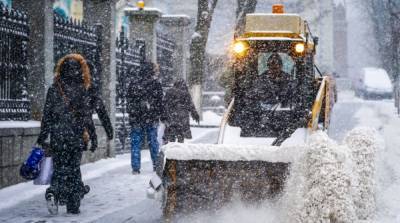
[249,53,292,109]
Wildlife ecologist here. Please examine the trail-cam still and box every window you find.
[257,52,295,78]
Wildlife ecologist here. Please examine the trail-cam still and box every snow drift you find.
[282,127,380,223]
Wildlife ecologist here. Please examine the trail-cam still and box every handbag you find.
[33,157,53,185]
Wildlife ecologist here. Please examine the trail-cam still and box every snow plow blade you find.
[160,144,296,219]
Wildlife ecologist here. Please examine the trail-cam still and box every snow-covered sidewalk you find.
[0,119,221,222]
[0,153,162,222]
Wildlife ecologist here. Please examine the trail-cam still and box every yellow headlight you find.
[295,43,305,53]
[232,41,248,56]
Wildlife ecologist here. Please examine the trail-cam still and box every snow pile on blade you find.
[162,143,302,163]
[282,127,380,223]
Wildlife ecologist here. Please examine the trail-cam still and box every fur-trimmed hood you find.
[54,53,91,90]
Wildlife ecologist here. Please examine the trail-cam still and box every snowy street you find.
[1,91,400,222]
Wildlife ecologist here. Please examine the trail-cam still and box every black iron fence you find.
[156,32,175,87]
[0,3,30,121]
[115,30,146,153]
[53,13,102,87]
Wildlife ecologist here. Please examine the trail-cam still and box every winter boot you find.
[66,207,80,214]
[45,192,58,215]
[66,200,80,214]
[132,170,140,175]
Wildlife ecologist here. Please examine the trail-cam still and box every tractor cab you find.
[228,5,319,144]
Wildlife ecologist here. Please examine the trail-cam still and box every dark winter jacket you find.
[37,54,94,209]
[127,62,164,127]
[162,79,199,140]
[37,54,94,151]
[249,70,292,105]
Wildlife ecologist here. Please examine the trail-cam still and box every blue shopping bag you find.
[19,146,44,180]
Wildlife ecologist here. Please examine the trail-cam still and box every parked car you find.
[353,67,393,99]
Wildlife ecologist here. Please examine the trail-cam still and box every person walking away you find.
[37,54,105,215]
[162,79,199,143]
[127,61,164,174]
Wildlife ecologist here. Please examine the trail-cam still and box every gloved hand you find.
[90,146,96,153]
[90,142,97,153]
[160,117,169,126]
[192,112,200,124]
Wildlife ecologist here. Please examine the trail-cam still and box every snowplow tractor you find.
[155,5,336,220]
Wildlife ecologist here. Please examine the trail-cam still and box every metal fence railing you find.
[0,3,30,121]
[53,13,102,87]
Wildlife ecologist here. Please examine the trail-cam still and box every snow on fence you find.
[0,3,30,121]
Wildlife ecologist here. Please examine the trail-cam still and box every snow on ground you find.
[0,153,161,223]
[190,110,222,126]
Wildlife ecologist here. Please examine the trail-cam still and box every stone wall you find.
[0,120,110,189]
[0,125,40,188]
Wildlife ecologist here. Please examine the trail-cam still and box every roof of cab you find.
[244,13,307,41]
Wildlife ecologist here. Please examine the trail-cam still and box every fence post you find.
[13,0,55,120]
[126,8,161,63]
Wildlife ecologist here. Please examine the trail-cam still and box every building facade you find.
[333,0,348,77]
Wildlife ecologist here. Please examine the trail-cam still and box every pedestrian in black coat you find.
[37,54,111,214]
[126,61,164,174]
[127,63,164,127]
[162,79,199,143]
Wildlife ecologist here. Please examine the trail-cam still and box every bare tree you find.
[362,0,400,82]
[234,0,257,37]
[189,0,219,113]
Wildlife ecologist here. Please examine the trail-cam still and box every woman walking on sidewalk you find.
[37,54,110,214]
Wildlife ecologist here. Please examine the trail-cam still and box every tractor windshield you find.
[230,41,313,140]
[258,52,295,78]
